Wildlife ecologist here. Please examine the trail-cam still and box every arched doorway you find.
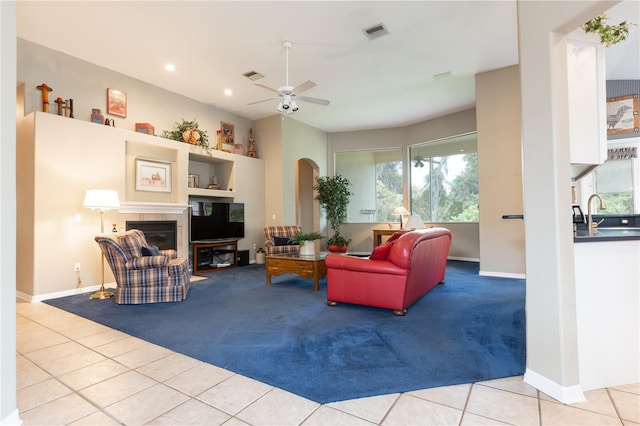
[296,158,320,235]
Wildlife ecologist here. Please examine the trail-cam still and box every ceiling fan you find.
[248,40,330,114]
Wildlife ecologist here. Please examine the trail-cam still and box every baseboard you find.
[0,408,22,425]
[447,256,479,262]
[524,368,585,404]
[479,270,526,279]
[18,283,115,303]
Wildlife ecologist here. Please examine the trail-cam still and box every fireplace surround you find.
[126,220,177,250]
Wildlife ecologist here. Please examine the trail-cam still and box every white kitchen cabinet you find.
[567,30,607,167]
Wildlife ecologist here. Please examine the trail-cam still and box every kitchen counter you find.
[574,227,640,242]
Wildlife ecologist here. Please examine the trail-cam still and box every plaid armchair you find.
[95,229,190,304]
[264,225,302,255]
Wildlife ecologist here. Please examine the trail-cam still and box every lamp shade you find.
[404,215,426,230]
[392,206,409,216]
[83,189,120,211]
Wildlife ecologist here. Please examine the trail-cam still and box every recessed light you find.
[224,89,233,96]
[165,63,176,72]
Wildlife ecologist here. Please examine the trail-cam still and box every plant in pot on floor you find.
[313,174,352,252]
[288,231,324,256]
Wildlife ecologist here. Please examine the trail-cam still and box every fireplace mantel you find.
[119,202,190,214]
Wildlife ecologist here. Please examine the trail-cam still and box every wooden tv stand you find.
[192,240,237,274]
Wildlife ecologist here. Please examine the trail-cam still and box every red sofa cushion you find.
[370,242,393,260]
[369,230,409,260]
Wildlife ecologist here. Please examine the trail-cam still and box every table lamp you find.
[83,189,120,299]
[404,214,426,230]
[392,206,410,229]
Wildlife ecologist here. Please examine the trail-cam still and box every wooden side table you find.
[373,229,399,247]
[266,253,327,291]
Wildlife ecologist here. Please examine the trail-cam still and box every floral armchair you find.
[264,225,302,255]
[94,229,190,304]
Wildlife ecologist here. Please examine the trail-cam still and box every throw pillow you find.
[388,230,409,243]
[370,242,393,260]
[273,236,296,246]
[141,245,161,256]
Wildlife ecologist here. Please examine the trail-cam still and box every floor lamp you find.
[83,189,120,299]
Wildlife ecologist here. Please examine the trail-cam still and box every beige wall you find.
[476,65,525,277]
[256,115,327,234]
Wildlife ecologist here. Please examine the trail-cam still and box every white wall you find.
[0,1,19,423]
[518,0,617,404]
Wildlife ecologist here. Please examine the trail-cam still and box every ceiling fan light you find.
[276,102,284,112]
[290,101,299,112]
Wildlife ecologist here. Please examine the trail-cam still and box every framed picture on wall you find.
[135,159,171,192]
[607,94,639,135]
[107,88,127,118]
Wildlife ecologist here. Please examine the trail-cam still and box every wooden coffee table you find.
[266,253,327,291]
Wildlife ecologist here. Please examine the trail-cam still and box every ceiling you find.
[16,1,639,133]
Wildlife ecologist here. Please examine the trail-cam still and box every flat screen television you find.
[190,200,245,241]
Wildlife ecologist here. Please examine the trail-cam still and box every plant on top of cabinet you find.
[581,14,636,47]
[161,118,211,153]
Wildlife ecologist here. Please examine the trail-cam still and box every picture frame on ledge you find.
[135,159,171,193]
[107,88,127,118]
[607,94,639,135]
[219,121,235,152]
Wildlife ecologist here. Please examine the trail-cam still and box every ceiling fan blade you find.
[248,97,279,106]
[254,83,281,94]
[293,80,317,94]
[298,95,330,106]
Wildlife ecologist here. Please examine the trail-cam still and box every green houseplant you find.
[288,231,323,256]
[581,14,635,48]
[313,174,352,251]
[288,231,324,244]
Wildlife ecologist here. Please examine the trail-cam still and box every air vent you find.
[242,71,264,81]
[363,23,390,40]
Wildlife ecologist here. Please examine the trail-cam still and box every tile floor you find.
[16,300,639,425]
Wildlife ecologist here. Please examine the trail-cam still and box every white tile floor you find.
[16,300,639,425]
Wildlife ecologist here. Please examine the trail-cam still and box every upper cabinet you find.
[566,29,607,167]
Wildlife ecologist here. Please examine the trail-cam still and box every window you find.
[335,149,402,223]
[409,134,478,222]
[590,144,639,214]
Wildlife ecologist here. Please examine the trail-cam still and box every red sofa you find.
[325,228,452,315]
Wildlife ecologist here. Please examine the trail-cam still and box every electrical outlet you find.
[253,243,257,250]
[74,262,81,272]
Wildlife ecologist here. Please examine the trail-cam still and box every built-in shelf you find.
[188,152,236,195]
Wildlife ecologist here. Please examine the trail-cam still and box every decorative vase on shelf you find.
[299,240,315,256]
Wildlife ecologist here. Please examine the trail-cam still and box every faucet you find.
[587,193,606,235]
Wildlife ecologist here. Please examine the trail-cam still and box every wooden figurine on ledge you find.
[247,128,257,158]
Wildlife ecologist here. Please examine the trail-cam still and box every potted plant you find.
[313,175,352,252]
[581,14,635,47]
[288,231,324,256]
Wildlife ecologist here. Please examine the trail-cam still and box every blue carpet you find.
[44,261,525,403]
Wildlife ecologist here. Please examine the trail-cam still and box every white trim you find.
[0,409,22,425]
[479,270,526,279]
[447,256,479,262]
[524,368,585,404]
[119,202,189,214]
[16,284,116,303]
